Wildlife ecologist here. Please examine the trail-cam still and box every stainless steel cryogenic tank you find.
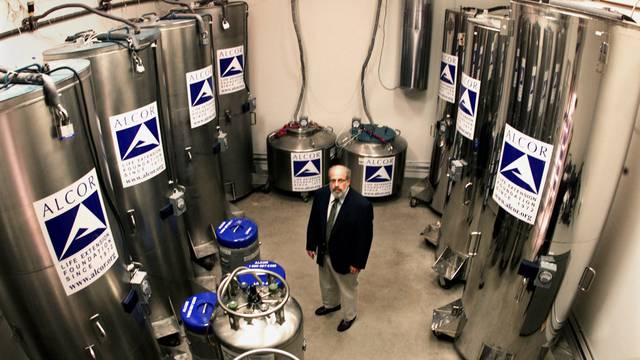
[215,217,260,276]
[140,14,228,268]
[434,2,640,358]
[212,266,305,359]
[337,123,408,198]
[400,0,432,90]
[195,1,256,201]
[411,8,471,216]
[0,59,159,359]
[431,13,511,288]
[44,28,196,341]
[267,120,336,201]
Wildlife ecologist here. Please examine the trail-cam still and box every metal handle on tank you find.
[217,267,290,319]
[232,348,301,360]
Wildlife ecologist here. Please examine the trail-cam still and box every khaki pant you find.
[319,255,358,321]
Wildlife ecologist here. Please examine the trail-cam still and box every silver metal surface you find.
[0,60,158,359]
[431,298,466,339]
[219,240,260,276]
[434,13,511,282]
[213,267,305,359]
[195,2,255,201]
[454,2,640,358]
[336,127,408,198]
[142,17,228,261]
[400,0,432,90]
[267,123,336,195]
[415,9,472,214]
[44,29,196,332]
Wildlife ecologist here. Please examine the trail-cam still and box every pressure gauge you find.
[352,118,361,129]
[299,117,309,127]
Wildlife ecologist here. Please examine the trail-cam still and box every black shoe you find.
[314,305,341,316]
[337,316,356,332]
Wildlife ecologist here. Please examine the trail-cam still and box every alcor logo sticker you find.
[438,53,458,104]
[291,150,322,192]
[217,45,245,95]
[109,102,166,188]
[362,157,395,197]
[33,169,119,295]
[456,73,480,140]
[186,65,216,128]
[492,124,553,224]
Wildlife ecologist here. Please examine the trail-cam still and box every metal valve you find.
[448,159,467,182]
[533,256,557,289]
[169,185,187,217]
[131,51,145,73]
[218,127,229,151]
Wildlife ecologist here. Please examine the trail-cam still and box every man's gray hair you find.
[329,164,351,180]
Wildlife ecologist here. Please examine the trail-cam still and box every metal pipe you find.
[232,348,301,360]
[361,0,383,124]
[27,3,142,33]
[290,0,306,123]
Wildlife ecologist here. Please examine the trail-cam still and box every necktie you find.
[326,199,339,243]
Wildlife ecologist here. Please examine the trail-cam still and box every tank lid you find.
[43,27,160,59]
[215,217,258,248]
[237,260,286,287]
[0,59,90,103]
[180,292,218,334]
[353,124,397,143]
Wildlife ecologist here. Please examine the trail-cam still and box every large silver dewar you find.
[437,2,640,358]
[141,15,228,268]
[44,28,196,340]
[337,123,407,198]
[0,60,158,359]
[432,13,511,288]
[195,1,256,201]
[411,8,471,216]
[267,121,336,200]
[400,0,432,90]
[212,267,305,359]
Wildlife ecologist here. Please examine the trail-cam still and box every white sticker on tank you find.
[438,52,458,104]
[291,150,323,192]
[32,168,119,296]
[186,65,216,128]
[221,345,274,360]
[109,102,166,188]
[492,124,554,224]
[217,45,245,95]
[362,156,395,197]
[456,73,480,140]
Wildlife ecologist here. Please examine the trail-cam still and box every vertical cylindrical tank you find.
[400,0,432,90]
[44,28,196,340]
[337,123,408,198]
[0,59,158,359]
[195,1,256,201]
[215,217,260,275]
[181,292,220,360]
[432,13,511,285]
[141,15,229,268]
[451,2,640,358]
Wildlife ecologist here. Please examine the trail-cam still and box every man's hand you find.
[307,251,316,260]
[349,266,360,274]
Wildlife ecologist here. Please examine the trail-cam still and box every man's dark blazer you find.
[306,185,374,274]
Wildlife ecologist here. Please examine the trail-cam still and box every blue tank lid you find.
[180,292,217,334]
[215,217,258,249]
[237,260,286,287]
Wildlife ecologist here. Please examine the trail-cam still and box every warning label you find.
[109,102,166,188]
[291,150,323,192]
[438,53,458,104]
[217,45,245,95]
[186,65,216,128]
[33,168,119,295]
[492,124,553,224]
[456,73,481,140]
[361,157,395,197]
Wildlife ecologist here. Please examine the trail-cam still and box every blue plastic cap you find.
[215,217,259,249]
[237,260,286,287]
[180,292,218,334]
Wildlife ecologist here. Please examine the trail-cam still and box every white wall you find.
[245,0,506,175]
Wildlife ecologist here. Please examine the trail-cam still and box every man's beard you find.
[331,188,343,198]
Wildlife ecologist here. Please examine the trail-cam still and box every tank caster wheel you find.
[432,329,453,341]
[410,197,418,208]
[437,276,455,289]
[262,181,271,193]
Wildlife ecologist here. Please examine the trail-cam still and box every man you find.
[306,164,374,332]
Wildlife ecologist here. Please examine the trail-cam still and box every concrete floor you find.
[235,182,463,359]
